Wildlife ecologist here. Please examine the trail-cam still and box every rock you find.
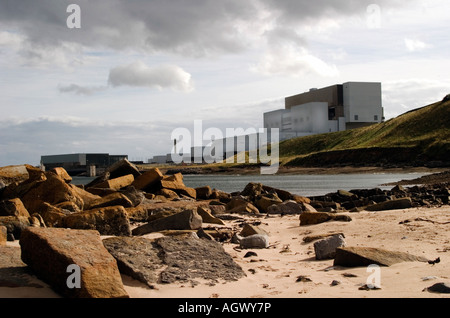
[85,159,141,189]
[0,198,30,218]
[303,232,345,243]
[159,173,185,190]
[240,224,269,237]
[255,194,283,213]
[156,235,246,284]
[300,212,352,226]
[333,246,429,267]
[95,174,135,191]
[229,203,260,215]
[195,186,212,200]
[208,204,227,215]
[54,201,81,213]
[239,234,269,249]
[20,227,129,298]
[301,203,318,213]
[89,192,134,209]
[50,167,72,183]
[0,216,30,240]
[119,186,145,207]
[0,225,6,245]
[196,206,226,225]
[102,236,163,288]
[21,172,84,214]
[365,197,412,211]
[292,195,311,204]
[131,168,163,192]
[70,185,102,210]
[0,165,30,187]
[38,202,67,228]
[132,208,202,236]
[62,206,132,236]
[197,228,214,240]
[175,187,197,199]
[240,182,264,200]
[425,282,450,294]
[267,200,303,215]
[158,188,179,199]
[210,189,231,203]
[314,234,346,260]
[105,159,141,180]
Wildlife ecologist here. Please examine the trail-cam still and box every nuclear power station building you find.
[264,82,384,141]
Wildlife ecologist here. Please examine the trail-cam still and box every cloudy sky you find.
[1,0,449,166]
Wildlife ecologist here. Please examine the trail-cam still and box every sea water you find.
[72,172,429,197]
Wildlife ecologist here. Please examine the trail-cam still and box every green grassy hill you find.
[279,98,450,167]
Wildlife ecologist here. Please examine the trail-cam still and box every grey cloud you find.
[107,61,193,92]
[0,0,414,57]
[58,84,107,96]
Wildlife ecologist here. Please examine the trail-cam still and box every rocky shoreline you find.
[1,160,449,298]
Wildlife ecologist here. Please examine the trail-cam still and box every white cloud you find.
[107,61,194,92]
[404,38,431,52]
[255,45,339,78]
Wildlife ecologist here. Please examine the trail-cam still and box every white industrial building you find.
[264,82,384,141]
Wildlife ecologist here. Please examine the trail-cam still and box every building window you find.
[374,115,378,121]
[354,115,359,121]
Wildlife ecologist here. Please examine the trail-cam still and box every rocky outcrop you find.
[20,227,129,298]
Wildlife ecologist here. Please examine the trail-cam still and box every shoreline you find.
[149,165,446,176]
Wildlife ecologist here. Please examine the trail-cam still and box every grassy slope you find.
[279,99,450,166]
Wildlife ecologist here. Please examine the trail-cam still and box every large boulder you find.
[333,246,429,267]
[131,168,163,192]
[85,159,141,188]
[267,200,303,215]
[300,211,352,226]
[62,206,132,236]
[104,235,246,287]
[314,234,346,260]
[21,172,84,214]
[95,174,135,191]
[50,167,72,183]
[365,197,413,212]
[196,206,225,225]
[239,234,269,249]
[0,165,30,187]
[88,192,134,209]
[20,227,129,298]
[195,186,212,200]
[255,194,283,213]
[132,209,202,236]
[0,198,30,218]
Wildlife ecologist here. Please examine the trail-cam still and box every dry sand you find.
[3,206,448,299]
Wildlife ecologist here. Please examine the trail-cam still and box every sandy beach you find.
[2,205,449,299]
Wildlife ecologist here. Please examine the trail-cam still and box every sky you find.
[1,0,449,166]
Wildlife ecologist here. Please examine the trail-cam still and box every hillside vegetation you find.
[280,98,450,167]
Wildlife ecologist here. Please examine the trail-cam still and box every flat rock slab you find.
[103,235,246,287]
[334,246,429,267]
[20,227,129,298]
